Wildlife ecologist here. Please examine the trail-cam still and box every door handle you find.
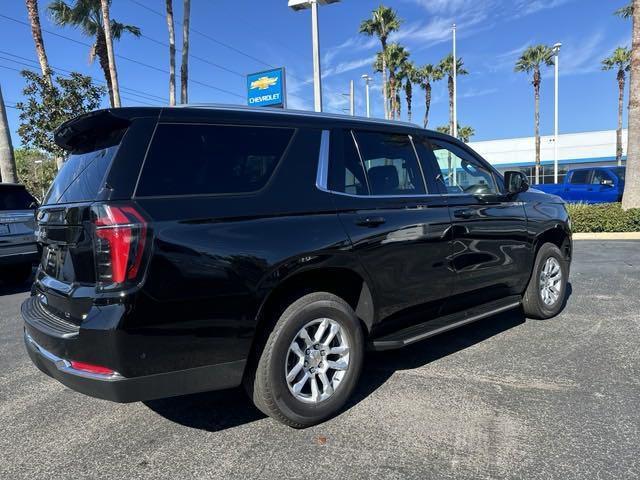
[355,216,386,227]
[453,209,475,219]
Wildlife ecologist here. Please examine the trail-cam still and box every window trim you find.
[132,122,297,200]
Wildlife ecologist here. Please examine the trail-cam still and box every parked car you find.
[534,166,625,203]
[22,106,572,427]
[0,183,38,285]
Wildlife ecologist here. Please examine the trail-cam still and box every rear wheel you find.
[522,243,568,319]
[246,292,364,428]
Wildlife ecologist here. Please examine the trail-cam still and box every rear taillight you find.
[92,204,148,288]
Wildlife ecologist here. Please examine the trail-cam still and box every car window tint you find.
[591,170,612,184]
[327,130,368,195]
[137,124,293,197]
[613,167,625,182]
[430,140,498,195]
[354,131,426,196]
[569,170,591,184]
[0,187,36,210]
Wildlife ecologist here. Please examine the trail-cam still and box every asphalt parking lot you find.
[1,240,639,479]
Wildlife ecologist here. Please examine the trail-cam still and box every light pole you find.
[289,0,340,112]
[552,42,562,183]
[452,23,458,139]
[349,80,354,116]
[361,74,371,117]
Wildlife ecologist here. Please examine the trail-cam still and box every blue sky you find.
[0,0,632,144]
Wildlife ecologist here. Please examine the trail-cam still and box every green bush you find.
[566,203,640,233]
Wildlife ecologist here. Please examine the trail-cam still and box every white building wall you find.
[468,129,627,167]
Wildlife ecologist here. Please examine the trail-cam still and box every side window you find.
[354,131,426,196]
[569,170,591,184]
[591,169,611,184]
[136,124,293,197]
[430,140,498,194]
[327,130,368,195]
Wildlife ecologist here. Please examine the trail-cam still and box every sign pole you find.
[311,0,323,112]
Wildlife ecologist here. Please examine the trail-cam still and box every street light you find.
[552,42,562,183]
[361,74,371,118]
[288,0,340,112]
[452,23,457,139]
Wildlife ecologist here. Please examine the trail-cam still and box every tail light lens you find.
[92,204,148,288]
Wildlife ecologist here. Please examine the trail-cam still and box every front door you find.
[322,129,453,330]
[424,136,531,313]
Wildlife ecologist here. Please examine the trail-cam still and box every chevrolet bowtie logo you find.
[250,76,278,90]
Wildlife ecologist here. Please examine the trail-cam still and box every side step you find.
[370,296,522,351]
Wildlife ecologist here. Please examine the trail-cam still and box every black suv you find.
[1,183,38,284]
[22,106,571,427]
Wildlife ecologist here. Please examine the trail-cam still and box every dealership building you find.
[468,129,627,184]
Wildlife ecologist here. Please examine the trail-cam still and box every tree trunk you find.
[0,84,18,184]
[534,69,541,185]
[166,0,176,106]
[381,39,388,120]
[25,0,51,86]
[424,82,431,128]
[95,29,115,107]
[100,0,120,107]
[448,75,454,135]
[623,0,640,209]
[388,73,396,120]
[180,0,191,104]
[406,82,412,123]
[618,70,625,166]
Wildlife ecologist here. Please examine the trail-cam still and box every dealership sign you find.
[247,68,286,108]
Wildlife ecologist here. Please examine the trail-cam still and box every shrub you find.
[566,203,640,233]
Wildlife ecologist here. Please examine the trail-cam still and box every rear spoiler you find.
[54,108,158,152]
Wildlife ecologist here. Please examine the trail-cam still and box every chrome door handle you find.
[356,216,386,227]
[453,209,475,219]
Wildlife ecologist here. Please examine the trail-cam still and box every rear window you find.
[0,187,36,210]
[136,124,294,197]
[569,170,591,184]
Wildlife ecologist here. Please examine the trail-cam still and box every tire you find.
[245,292,364,428]
[522,243,568,319]
[0,263,33,285]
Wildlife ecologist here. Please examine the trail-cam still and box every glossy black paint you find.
[23,106,572,402]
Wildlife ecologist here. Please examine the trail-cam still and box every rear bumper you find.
[24,331,246,403]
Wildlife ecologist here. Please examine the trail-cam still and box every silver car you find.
[0,184,38,284]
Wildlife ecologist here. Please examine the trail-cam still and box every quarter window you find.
[136,124,293,197]
[430,140,498,195]
[354,131,426,196]
[327,130,368,195]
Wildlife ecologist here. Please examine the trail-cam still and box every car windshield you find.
[612,167,625,183]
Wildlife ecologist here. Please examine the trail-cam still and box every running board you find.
[370,296,522,351]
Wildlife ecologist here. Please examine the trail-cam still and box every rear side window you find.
[136,124,293,197]
[569,170,591,184]
[327,130,368,195]
[0,187,36,210]
[354,131,426,196]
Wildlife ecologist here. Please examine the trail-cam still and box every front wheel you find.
[246,292,364,428]
[522,243,568,319]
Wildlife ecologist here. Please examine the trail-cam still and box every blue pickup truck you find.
[534,166,625,203]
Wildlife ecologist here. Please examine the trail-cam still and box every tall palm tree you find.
[622,0,640,209]
[0,84,18,183]
[360,6,401,120]
[515,45,554,184]
[25,0,52,86]
[100,0,120,107]
[615,2,633,18]
[398,60,418,122]
[374,43,409,120]
[602,47,631,166]
[48,0,141,107]
[180,0,190,104]
[165,0,176,106]
[439,54,468,136]
[415,64,443,128]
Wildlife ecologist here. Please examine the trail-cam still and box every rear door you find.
[424,135,530,313]
[563,169,593,202]
[323,128,453,329]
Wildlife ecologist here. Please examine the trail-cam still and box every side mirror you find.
[504,171,529,195]
[601,178,614,187]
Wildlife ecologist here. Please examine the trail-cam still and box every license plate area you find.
[42,245,67,278]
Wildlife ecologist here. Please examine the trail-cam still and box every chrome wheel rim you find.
[539,257,562,306]
[285,318,350,404]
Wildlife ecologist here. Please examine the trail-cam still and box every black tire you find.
[522,243,568,319]
[245,292,364,428]
[0,263,33,285]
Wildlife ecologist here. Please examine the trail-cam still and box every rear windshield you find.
[136,124,294,197]
[0,187,36,210]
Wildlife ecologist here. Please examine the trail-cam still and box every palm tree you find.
[439,54,468,136]
[602,47,631,166]
[615,2,633,18]
[360,6,401,120]
[621,0,640,209]
[415,64,443,128]
[99,0,120,107]
[398,60,418,122]
[25,0,52,86]
[48,0,141,107]
[437,124,475,143]
[180,0,190,104]
[515,45,554,184]
[374,43,409,120]
[0,84,18,183]
[165,0,176,106]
